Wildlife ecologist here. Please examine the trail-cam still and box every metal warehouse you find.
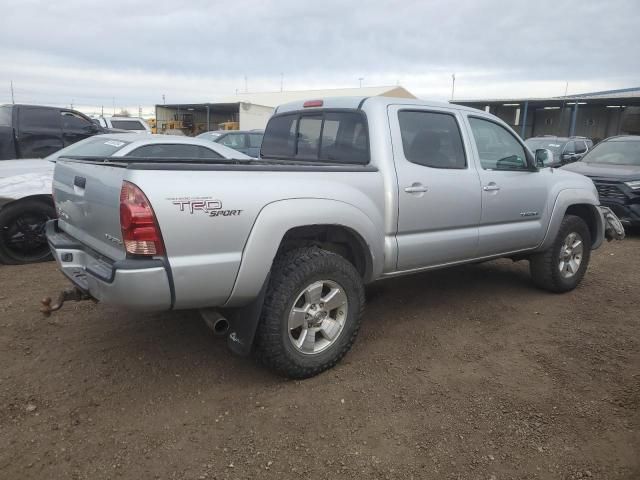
[452,86,640,141]
[154,86,415,135]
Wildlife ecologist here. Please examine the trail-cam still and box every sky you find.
[0,0,638,117]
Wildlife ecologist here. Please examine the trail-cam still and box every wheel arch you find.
[0,193,54,211]
[565,203,601,246]
[536,189,604,252]
[223,198,383,308]
[277,224,373,281]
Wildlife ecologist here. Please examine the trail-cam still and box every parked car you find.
[0,104,109,161]
[561,135,640,227]
[525,136,593,167]
[0,134,249,265]
[197,130,264,157]
[45,96,622,378]
[93,116,152,134]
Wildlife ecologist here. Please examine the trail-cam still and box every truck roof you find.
[274,96,481,114]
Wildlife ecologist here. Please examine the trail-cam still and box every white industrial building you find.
[155,86,415,135]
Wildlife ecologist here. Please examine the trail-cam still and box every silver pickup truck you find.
[45,96,623,378]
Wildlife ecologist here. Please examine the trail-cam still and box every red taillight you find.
[303,99,323,108]
[119,181,165,256]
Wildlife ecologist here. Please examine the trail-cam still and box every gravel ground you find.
[0,234,638,480]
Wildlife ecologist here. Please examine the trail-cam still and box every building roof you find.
[566,87,640,99]
[452,86,640,107]
[216,86,415,107]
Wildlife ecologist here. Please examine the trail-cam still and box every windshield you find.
[110,119,146,130]
[46,136,131,160]
[581,140,640,166]
[524,138,565,154]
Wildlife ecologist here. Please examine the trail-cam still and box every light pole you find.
[451,74,456,100]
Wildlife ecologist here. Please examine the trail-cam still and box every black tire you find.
[0,198,55,265]
[255,246,365,379]
[530,215,592,293]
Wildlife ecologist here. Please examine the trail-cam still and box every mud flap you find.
[221,275,270,356]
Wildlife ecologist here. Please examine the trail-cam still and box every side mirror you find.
[535,148,553,168]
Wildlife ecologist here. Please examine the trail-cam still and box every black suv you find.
[525,136,594,167]
[562,136,640,227]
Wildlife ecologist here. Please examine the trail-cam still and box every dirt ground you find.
[1,235,638,480]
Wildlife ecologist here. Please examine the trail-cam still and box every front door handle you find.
[404,184,428,194]
[483,184,500,192]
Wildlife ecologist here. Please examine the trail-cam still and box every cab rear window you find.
[261,110,369,164]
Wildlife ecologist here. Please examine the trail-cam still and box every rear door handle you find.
[483,184,500,192]
[404,184,428,194]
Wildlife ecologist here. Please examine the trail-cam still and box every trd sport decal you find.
[168,196,242,217]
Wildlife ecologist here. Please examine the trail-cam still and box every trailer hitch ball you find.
[40,287,92,316]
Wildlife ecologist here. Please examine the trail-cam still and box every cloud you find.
[0,0,637,113]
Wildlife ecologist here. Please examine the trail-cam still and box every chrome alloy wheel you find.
[288,280,349,355]
[558,232,584,279]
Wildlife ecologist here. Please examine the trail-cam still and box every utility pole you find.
[101,105,104,117]
[280,72,284,92]
[451,74,456,100]
[162,94,166,105]
[10,80,15,104]
[70,99,74,110]
[358,77,364,88]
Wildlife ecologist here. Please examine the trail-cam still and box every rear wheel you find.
[255,246,365,379]
[0,199,55,265]
[530,215,592,293]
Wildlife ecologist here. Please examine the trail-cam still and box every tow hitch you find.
[40,287,93,317]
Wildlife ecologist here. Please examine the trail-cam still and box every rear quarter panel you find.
[128,167,385,309]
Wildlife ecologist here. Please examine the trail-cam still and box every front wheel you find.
[255,247,365,379]
[530,214,592,293]
[0,199,55,265]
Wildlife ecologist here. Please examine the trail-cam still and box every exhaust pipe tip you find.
[200,309,230,336]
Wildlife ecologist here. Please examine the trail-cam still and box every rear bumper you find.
[46,220,173,311]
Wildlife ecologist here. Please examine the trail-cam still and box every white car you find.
[0,134,249,264]
[93,116,152,134]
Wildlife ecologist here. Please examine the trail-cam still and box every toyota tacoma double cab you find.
[45,96,623,378]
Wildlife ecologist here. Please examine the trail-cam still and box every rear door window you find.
[398,110,466,169]
[61,111,94,132]
[248,133,263,147]
[218,133,246,149]
[19,107,61,130]
[261,110,369,164]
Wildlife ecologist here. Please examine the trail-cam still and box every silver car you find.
[0,134,248,264]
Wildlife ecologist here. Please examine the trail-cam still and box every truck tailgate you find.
[53,160,127,261]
